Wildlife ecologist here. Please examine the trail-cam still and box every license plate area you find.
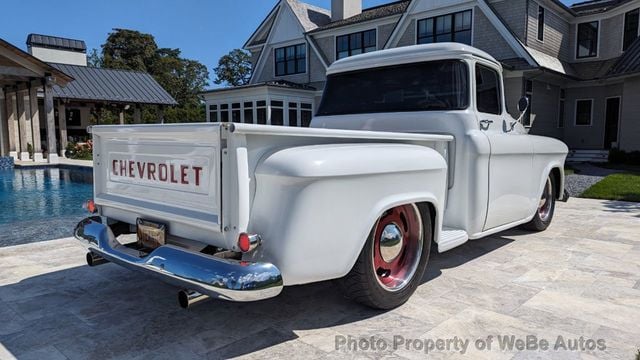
[136,219,166,251]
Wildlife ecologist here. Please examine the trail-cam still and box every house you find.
[0,34,176,164]
[202,0,640,153]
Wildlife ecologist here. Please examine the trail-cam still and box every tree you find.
[98,29,210,122]
[102,29,158,72]
[87,48,103,67]
[214,49,252,87]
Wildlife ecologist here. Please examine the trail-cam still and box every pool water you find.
[0,167,93,247]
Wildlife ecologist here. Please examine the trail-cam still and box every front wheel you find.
[337,204,432,309]
[523,175,556,231]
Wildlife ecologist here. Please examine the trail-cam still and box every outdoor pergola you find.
[0,38,73,164]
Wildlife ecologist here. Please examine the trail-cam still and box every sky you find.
[2,0,578,89]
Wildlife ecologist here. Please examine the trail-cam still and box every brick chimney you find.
[331,0,362,21]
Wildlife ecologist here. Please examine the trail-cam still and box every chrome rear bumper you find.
[74,217,283,302]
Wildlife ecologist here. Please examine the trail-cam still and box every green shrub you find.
[65,141,93,160]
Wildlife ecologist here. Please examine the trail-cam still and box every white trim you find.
[306,34,328,69]
[311,16,400,38]
[244,2,279,48]
[574,19,601,61]
[476,0,538,66]
[574,98,594,127]
[603,96,622,147]
[250,2,284,84]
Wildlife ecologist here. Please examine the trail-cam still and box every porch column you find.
[17,89,33,161]
[29,82,43,162]
[157,106,164,124]
[44,79,58,164]
[57,102,67,157]
[133,106,141,124]
[0,89,7,157]
[119,107,125,125]
[6,91,19,160]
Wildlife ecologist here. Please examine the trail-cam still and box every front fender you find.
[247,143,448,286]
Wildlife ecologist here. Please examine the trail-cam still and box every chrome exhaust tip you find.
[178,290,210,309]
[86,252,108,267]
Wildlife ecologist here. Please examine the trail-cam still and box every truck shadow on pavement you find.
[0,234,517,359]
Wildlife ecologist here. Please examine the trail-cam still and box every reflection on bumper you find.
[74,217,283,302]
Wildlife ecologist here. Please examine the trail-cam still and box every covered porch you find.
[0,38,72,164]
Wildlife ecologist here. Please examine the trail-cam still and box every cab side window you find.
[476,64,502,115]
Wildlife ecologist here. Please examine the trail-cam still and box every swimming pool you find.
[0,166,93,247]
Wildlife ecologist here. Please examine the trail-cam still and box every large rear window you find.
[317,60,469,116]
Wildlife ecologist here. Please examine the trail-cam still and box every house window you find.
[243,102,254,123]
[523,80,533,127]
[537,6,545,41]
[301,103,313,127]
[208,105,218,123]
[576,21,599,58]
[417,10,472,45]
[289,103,298,127]
[575,99,593,126]
[558,89,565,128]
[336,29,376,60]
[256,100,267,125]
[220,104,229,122]
[623,9,639,51]
[231,103,241,123]
[275,44,306,76]
[475,64,501,115]
[271,101,284,126]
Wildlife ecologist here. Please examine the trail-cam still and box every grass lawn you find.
[581,173,640,202]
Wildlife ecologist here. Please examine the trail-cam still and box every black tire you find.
[523,174,556,232]
[337,204,432,310]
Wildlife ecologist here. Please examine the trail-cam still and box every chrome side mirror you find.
[517,96,529,113]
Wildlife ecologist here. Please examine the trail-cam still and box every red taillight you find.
[237,233,261,253]
[83,199,97,214]
[238,233,251,252]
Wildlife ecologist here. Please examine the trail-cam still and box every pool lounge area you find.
[0,165,93,247]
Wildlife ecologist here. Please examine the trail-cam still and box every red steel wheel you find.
[371,204,424,292]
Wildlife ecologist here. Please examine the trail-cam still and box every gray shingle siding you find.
[528,80,563,139]
[490,0,528,41]
[600,13,624,60]
[473,7,518,60]
[396,19,416,47]
[527,0,572,61]
[315,35,335,64]
[620,77,640,151]
[378,22,397,49]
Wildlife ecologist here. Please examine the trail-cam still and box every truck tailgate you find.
[92,124,222,234]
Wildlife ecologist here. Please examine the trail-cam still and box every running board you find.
[438,228,469,253]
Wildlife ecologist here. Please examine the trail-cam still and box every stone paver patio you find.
[0,198,639,359]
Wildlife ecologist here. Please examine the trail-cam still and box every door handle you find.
[480,119,494,130]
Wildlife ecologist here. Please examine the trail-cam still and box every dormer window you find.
[275,44,306,76]
[336,30,377,60]
[623,9,639,51]
[417,10,472,46]
[576,21,599,59]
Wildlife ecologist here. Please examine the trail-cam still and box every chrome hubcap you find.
[380,223,404,262]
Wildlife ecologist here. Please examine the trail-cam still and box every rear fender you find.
[247,143,448,286]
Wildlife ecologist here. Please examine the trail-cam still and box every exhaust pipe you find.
[86,252,108,267]
[178,290,210,309]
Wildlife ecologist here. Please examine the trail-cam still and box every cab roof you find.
[327,43,501,75]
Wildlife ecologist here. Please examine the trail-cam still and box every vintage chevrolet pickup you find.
[75,44,568,309]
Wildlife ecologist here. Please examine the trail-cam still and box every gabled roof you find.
[0,38,73,86]
[607,38,640,77]
[49,63,177,105]
[26,34,86,53]
[309,0,410,33]
[570,0,636,15]
[287,0,331,32]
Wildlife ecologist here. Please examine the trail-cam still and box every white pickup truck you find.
[75,44,568,309]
